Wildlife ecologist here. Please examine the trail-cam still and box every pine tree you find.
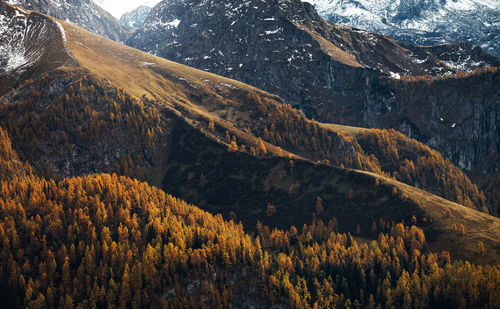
[257,137,267,156]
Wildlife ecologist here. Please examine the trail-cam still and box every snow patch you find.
[307,0,500,58]
[214,82,238,90]
[0,7,31,75]
[164,19,180,28]
[265,28,282,35]
[389,72,401,79]
[54,20,67,46]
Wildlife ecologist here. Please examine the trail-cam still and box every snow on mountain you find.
[94,0,161,18]
[0,4,53,76]
[307,0,500,57]
[0,6,32,75]
[119,5,152,31]
[6,0,130,42]
[0,1,75,96]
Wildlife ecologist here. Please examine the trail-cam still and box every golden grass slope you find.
[359,170,500,265]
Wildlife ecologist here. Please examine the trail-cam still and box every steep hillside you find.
[2,71,498,263]
[0,2,499,265]
[159,119,500,264]
[0,127,29,180]
[6,0,129,42]
[0,127,498,308]
[334,127,489,211]
[0,1,75,95]
[309,0,500,57]
[63,5,489,211]
[129,0,499,78]
[0,70,168,181]
[126,0,500,190]
[381,69,500,173]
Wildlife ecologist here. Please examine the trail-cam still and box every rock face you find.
[119,5,151,31]
[0,1,75,95]
[127,0,500,172]
[309,0,500,58]
[6,0,130,42]
[365,70,500,174]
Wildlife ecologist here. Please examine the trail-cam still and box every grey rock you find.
[119,5,151,31]
[127,0,500,172]
[7,0,130,42]
[309,0,500,58]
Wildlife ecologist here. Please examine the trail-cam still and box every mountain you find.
[119,5,151,31]
[1,2,500,307]
[1,0,499,255]
[129,0,499,78]
[0,0,76,94]
[127,0,500,214]
[308,0,500,58]
[0,1,490,215]
[6,0,130,42]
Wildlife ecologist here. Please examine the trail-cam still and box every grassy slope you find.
[36,17,500,264]
[358,170,500,265]
[1,6,499,264]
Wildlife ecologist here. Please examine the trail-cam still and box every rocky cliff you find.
[366,69,500,173]
[6,0,130,42]
[127,0,500,175]
[309,0,500,58]
[119,5,151,31]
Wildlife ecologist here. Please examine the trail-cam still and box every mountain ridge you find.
[308,0,500,57]
[0,125,498,307]
[6,0,130,42]
[119,5,151,31]
[1,2,499,308]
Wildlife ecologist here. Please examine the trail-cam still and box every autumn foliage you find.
[0,71,490,216]
[0,71,165,181]
[0,127,498,308]
[356,128,487,212]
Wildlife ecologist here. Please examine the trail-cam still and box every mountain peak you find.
[308,0,500,57]
[6,0,130,42]
[126,0,500,203]
[127,0,499,119]
[0,2,75,94]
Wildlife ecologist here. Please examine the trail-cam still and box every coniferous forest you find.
[0,128,499,308]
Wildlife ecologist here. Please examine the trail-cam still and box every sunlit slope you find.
[359,170,500,265]
[0,127,498,308]
[65,20,488,208]
[64,21,277,112]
